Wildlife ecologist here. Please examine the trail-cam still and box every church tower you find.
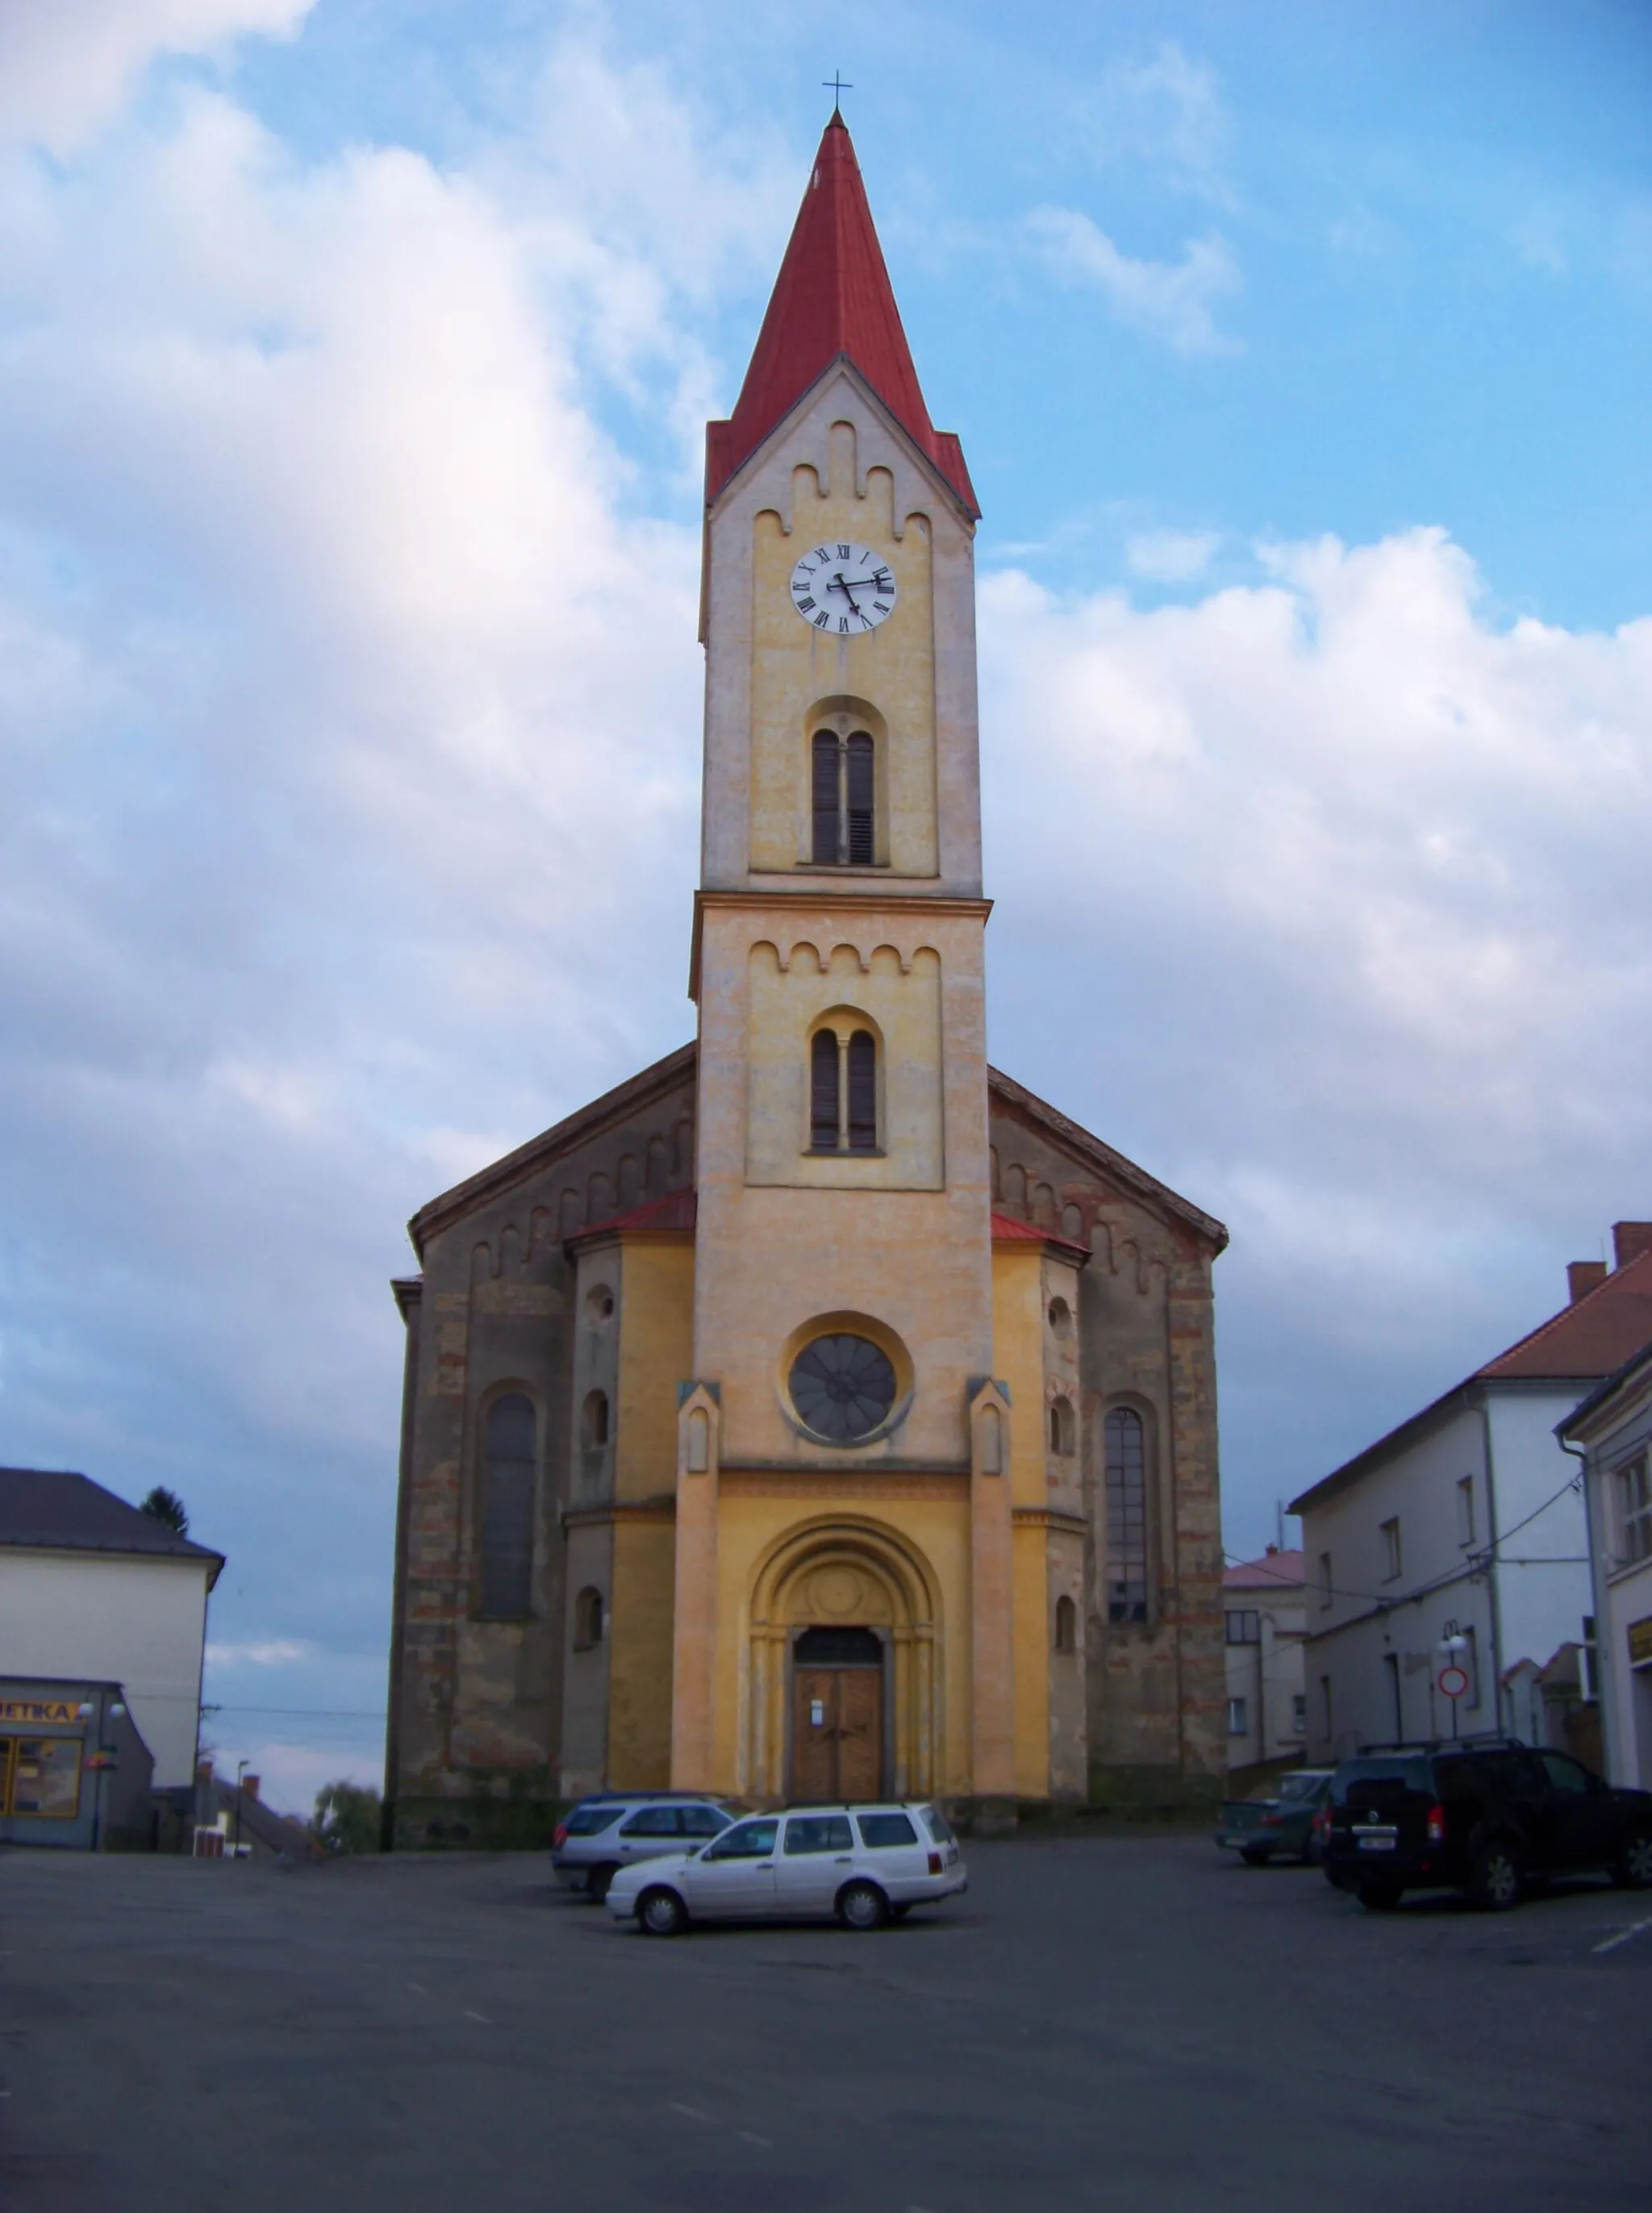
[382,115,1229,1851]
[673,112,1012,1803]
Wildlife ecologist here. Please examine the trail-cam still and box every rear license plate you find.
[1358,1836,1396,1852]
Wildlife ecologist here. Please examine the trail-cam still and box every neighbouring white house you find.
[1223,1548,1308,1768]
[1289,1224,1652,1764]
[0,1468,223,1789]
[1559,1338,1652,1790]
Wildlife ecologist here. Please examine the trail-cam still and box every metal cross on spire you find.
[824,73,853,114]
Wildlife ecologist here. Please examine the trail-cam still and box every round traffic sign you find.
[1437,1664,1470,1698]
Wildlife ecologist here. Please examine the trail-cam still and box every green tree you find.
[312,1780,382,1855]
[139,1484,189,1534]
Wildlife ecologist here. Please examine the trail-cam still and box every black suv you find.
[1319,1738,1652,1911]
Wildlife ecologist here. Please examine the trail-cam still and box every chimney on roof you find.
[1612,1222,1652,1270]
[1265,1543,1278,1555]
[240,1773,260,1801]
[195,1758,214,1782]
[1568,1260,1608,1304]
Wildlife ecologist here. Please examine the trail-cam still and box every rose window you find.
[788,1334,898,1443]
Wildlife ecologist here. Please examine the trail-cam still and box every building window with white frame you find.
[1291,1693,1306,1735]
[1317,1551,1333,1610]
[1462,1626,1481,1710]
[1618,1453,1652,1567]
[1380,1516,1403,1580]
[1224,1609,1260,1645]
[1457,1476,1475,1546]
[1226,1696,1248,1738]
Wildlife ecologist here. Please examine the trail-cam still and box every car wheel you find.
[837,1879,889,1931]
[1469,1841,1524,1912]
[1611,1831,1652,1889]
[1357,1880,1404,1911]
[586,1864,618,1905]
[636,1886,687,1937]
[1240,1846,1270,1868]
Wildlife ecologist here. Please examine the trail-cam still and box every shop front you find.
[0,1678,154,1850]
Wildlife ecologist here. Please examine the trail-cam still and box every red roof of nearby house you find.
[1224,1549,1305,1592]
[1478,1246,1652,1380]
[705,114,978,516]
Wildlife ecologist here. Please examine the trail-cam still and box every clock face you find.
[790,541,897,636]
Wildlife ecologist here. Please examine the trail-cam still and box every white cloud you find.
[1083,41,1233,204]
[0,0,314,155]
[980,530,1652,1486]
[1126,528,1220,582]
[1028,206,1241,354]
[206,1639,313,1667]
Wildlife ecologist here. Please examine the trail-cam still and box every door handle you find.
[756,1862,774,1870]
[833,1856,853,1864]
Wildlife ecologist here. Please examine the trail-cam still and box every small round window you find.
[789,1334,897,1443]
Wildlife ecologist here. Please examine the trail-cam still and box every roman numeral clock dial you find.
[790,542,897,635]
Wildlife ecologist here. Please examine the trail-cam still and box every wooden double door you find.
[791,1627,885,1801]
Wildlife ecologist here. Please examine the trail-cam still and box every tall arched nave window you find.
[479,1393,536,1619]
[1103,1405,1149,1626]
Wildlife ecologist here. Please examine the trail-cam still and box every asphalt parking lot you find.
[2,1833,1649,2212]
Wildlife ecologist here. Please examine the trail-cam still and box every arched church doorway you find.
[791,1625,885,1801]
[745,1517,942,1804]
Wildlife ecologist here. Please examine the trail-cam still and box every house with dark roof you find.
[1287,1224,1652,1764]
[0,1468,223,1792]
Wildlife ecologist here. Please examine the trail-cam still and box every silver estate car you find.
[606,1802,968,1935]
[552,1793,736,1902]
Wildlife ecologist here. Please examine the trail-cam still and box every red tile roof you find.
[1478,1246,1652,1380]
[1224,1549,1305,1592]
[572,1188,697,1245]
[705,115,978,516]
[990,1211,1090,1262]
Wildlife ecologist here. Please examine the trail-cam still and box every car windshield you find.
[564,1806,622,1836]
[1276,1772,1325,1802]
[920,1806,955,1845]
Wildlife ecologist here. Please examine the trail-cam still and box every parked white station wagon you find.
[606,1802,968,1935]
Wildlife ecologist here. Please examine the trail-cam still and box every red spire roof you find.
[706,115,977,516]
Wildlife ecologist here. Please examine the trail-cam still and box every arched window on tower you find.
[811,1029,840,1150]
[811,729,876,866]
[1054,1594,1078,1654]
[479,1393,536,1619]
[1104,1406,1149,1625]
[847,1029,878,1150]
[808,1025,880,1153]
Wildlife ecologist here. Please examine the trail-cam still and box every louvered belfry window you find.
[810,729,876,865]
[480,1393,536,1618]
[847,1030,877,1150]
[811,1029,840,1150]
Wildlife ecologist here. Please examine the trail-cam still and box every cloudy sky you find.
[2,0,1649,1812]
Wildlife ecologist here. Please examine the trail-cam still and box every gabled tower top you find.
[705,114,978,516]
